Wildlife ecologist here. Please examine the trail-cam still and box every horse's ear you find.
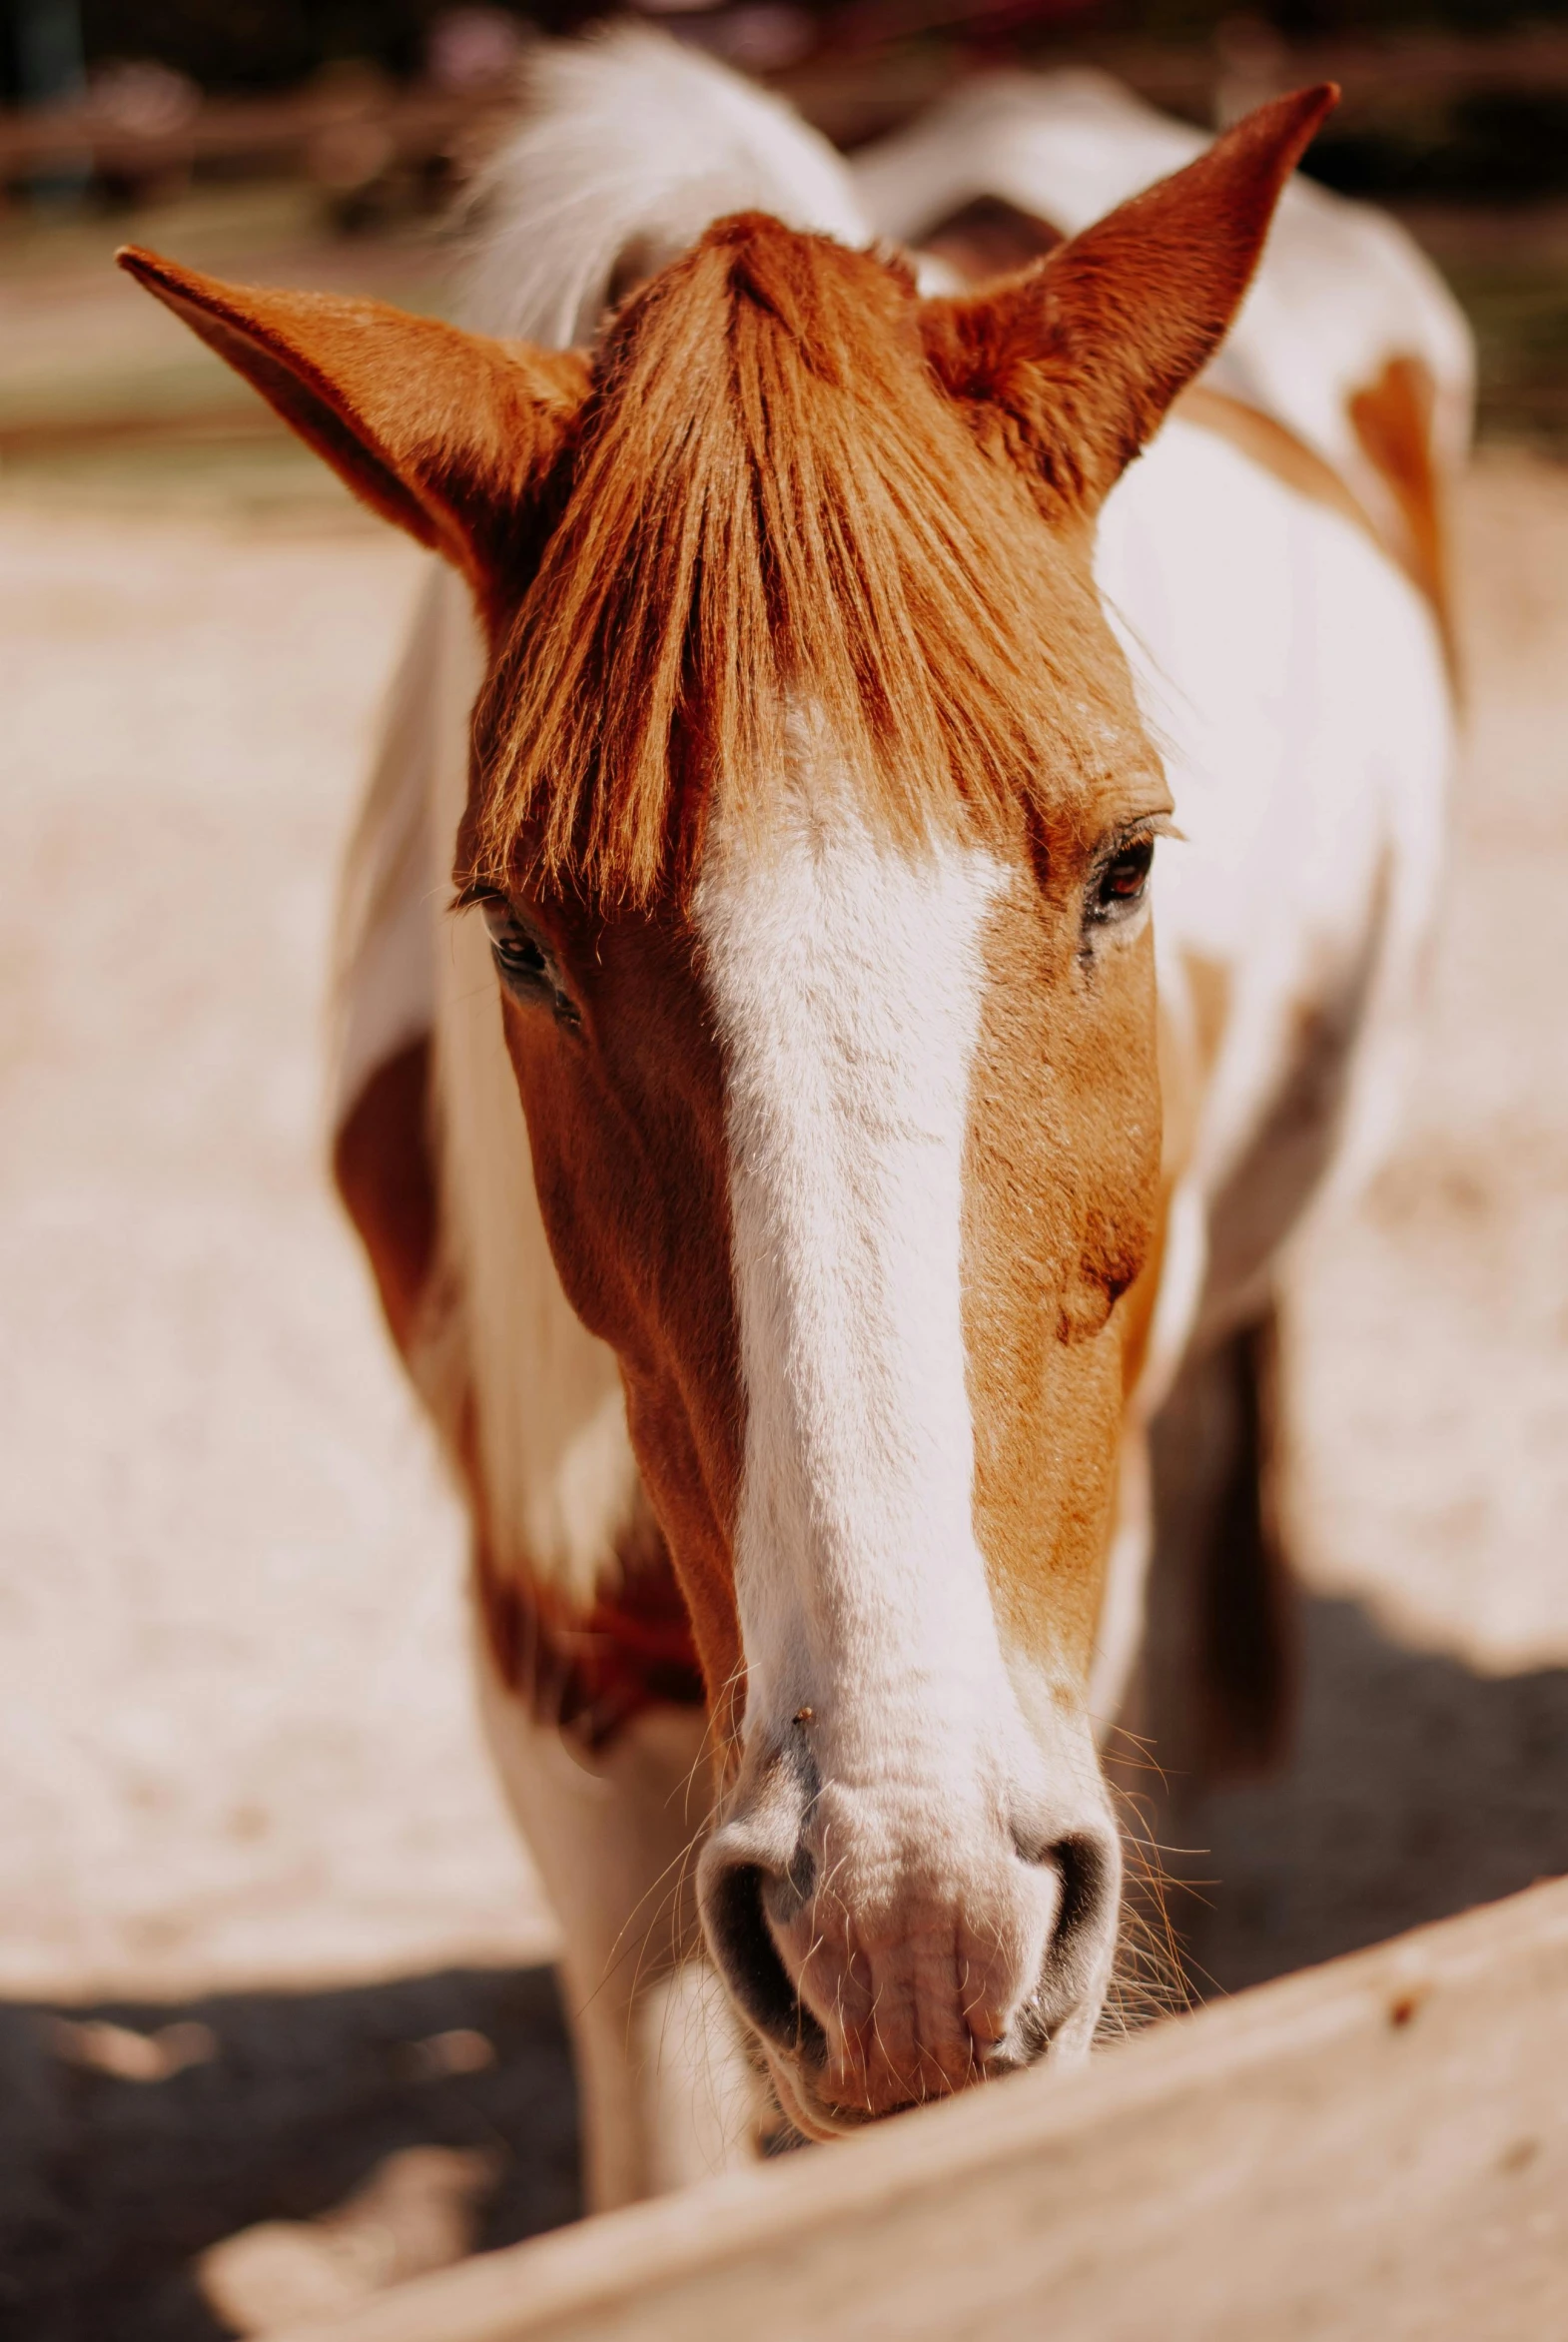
[919,85,1337,523]
[115,247,587,605]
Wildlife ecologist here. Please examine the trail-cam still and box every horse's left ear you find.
[116,246,587,610]
[919,85,1337,523]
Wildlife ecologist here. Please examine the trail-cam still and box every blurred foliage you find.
[0,0,572,99]
[1114,0,1568,32]
[1310,94,1568,207]
[7,0,1568,97]
[69,0,463,90]
[11,0,1568,208]
[1449,258,1568,451]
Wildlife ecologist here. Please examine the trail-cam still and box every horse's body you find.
[123,32,1466,2213]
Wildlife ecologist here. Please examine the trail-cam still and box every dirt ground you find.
[3,189,1568,2336]
[0,500,559,2007]
[0,487,587,2338]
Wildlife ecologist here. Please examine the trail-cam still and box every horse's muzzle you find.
[696,1748,1120,2129]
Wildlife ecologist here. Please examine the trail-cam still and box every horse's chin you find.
[758,2023,1047,2144]
[763,2053,886,2143]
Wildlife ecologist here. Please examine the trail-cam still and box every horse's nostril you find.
[1051,1832,1112,1942]
[1035,1830,1118,2017]
[776,1839,816,1912]
[1009,1811,1055,1869]
[1009,1814,1110,1921]
[701,1858,826,2064]
[997,1821,1120,2035]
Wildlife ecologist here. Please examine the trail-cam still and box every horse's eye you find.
[493,927,547,981]
[479,899,579,1025]
[1090,833,1155,926]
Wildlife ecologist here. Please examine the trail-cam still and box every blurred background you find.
[4,1,1568,2334]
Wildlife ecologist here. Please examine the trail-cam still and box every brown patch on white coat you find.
[1347,353,1455,674]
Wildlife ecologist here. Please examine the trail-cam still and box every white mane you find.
[459,24,868,348]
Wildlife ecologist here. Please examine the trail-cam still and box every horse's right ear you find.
[116,247,587,611]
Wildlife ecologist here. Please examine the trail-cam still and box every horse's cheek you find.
[499,1007,642,1355]
[970,918,1160,1668]
[1062,929,1164,1339]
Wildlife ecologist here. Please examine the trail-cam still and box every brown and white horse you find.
[119,31,1463,2209]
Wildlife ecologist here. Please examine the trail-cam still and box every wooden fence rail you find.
[11,28,1568,190]
[0,85,514,197]
[260,1874,1568,2342]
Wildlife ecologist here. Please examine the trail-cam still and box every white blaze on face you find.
[693,760,1019,1789]
[693,745,1123,2092]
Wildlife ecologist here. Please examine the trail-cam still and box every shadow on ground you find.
[1160,1593,1568,1998]
[0,1965,577,2341]
[6,1597,1568,2339]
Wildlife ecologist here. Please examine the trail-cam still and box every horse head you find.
[119,84,1331,2136]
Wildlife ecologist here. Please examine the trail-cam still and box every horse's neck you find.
[1104,412,1451,1380]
